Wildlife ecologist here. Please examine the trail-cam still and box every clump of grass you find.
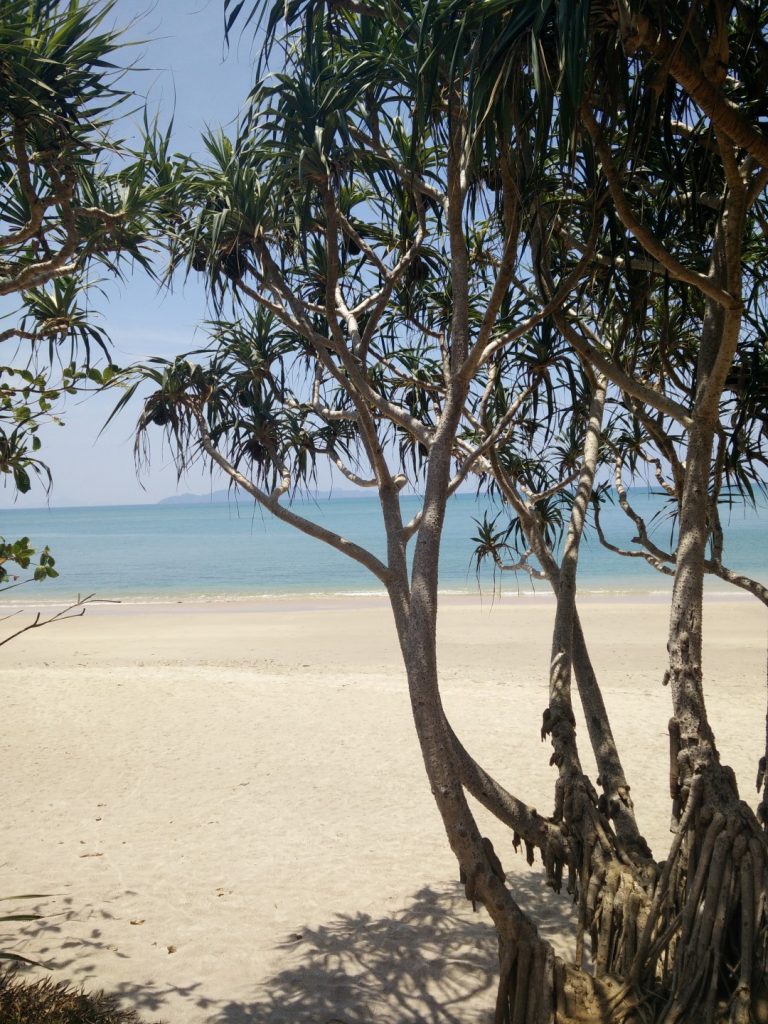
[0,971,164,1024]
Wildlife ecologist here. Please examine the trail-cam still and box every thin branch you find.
[490,547,548,581]
[0,328,39,343]
[72,207,126,226]
[255,246,435,447]
[0,122,44,248]
[746,166,768,207]
[446,722,569,860]
[462,230,598,378]
[612,456,675,563]
[329,449,378,488]
[0,594,93,648]
[528,470,580,506]
[555,224,668,274]
[668,120,719,152]
[597,459,768,605]
[628,400,686,496]
[402,378,540,540]
[594,501,676,576]
[706,561,768,606]
[349,211,426,319]
[636,449,677,497]
[348,126,446,206]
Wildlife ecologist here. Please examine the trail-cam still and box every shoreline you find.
[5,494,765,621]
[0,584,758,615]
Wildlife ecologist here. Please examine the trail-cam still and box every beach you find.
[1,594,765,1023]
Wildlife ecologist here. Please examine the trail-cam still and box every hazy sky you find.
[1,0,267,508]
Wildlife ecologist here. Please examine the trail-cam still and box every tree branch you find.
[554,311,694,428]
[630,15,768,172]
[581,104,740,311]
[191,403,390,583]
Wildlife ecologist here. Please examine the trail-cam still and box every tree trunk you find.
[387,391,559,1023]
[627,180,768,1024]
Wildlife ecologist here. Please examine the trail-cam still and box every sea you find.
[1,490,766,605]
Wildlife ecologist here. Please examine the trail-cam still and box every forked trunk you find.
[387,400,557,1024]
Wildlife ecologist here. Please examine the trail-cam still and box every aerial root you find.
[703,851,734,1023]
[554,961,648,1024]
[691,829,730,963]
[495,945,514,1024]
[494,768,768,1024]
[644,787,768,1024]
[478,764,766,1024]
[512,941,531,1023]
[495,936,551,1024]
[555,771,768,1023]
[595,868,620,975]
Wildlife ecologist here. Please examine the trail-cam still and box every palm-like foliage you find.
[0,0,162,592]
[0,0,155,294]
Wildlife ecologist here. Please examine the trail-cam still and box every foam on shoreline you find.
[0,584,753,616]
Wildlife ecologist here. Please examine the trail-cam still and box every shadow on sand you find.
[208,876,575,1024]
[0,893,196,1020]
[1,876,576,1024]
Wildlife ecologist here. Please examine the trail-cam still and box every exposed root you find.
[520,760,768,1024]
[456,833,558,1024]
[554,961,648,1024]
[631,763,768,1024]
[455,722,768,1024]
[495,933,555,1024]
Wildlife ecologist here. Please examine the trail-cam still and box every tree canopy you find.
[0,0,159,598]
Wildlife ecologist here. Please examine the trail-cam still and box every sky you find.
[1,0,268,508]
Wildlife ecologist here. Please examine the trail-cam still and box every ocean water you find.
[1,490,766,604]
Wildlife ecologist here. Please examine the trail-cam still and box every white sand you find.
[0,595,765,1023]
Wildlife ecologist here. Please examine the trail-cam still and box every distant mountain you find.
[158,489,232,505]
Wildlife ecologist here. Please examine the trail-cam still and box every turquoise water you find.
[1,491,765,604]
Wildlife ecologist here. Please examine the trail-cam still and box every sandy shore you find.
[0,595,765,1023]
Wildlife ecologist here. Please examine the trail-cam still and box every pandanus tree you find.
[124,0,768,1019]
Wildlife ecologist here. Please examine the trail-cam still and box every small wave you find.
[0,581,752,610]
